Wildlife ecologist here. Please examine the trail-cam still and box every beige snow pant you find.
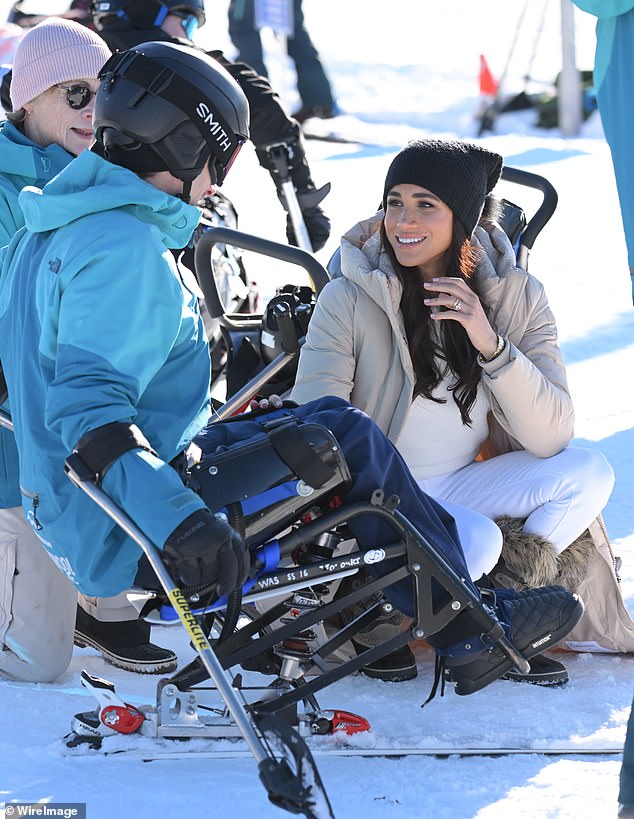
[0,506,142,683]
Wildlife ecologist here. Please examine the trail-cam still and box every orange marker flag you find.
[479,54,498,96]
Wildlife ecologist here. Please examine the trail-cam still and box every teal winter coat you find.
[0,150,211,595]
[0,120,73,508]
[572,1,634,276]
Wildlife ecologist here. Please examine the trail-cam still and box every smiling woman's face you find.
[23,78,99,157]
[383,183,454,278]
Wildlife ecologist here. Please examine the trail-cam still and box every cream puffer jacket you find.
[292,215,634,654]
[292,213,574,460]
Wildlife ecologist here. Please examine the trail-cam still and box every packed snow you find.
[1,2,633,818]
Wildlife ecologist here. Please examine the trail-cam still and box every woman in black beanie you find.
[292,138,625,684]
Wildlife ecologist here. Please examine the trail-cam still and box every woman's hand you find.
[424,277,499,360]
[248,394,284,411]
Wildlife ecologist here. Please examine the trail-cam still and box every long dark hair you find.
[379,214,487,425]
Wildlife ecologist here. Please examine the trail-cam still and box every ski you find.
[62,672,624,762]
[67,743,623,760]
[302,130,366,146]
[300,115,407,148]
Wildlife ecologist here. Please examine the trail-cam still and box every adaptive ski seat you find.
[66,163,560,713]
[66,394,539,819]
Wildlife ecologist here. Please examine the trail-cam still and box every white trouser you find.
[433,498,503,581]
[0,505,76,682]
[420,446,615,579]
[77,592,144,622]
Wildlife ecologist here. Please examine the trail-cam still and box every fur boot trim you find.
[494,516,560,588]
[555,528,595,589]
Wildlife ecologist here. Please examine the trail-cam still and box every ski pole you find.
[281,179,312,253]
[0,407,13,432]
[63,457,272,765]
[477,0,530,135]
[265,142,313,253]
[63,456,335,817]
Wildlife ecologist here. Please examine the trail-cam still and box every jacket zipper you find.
[596,514,620,582]
[20,486,42,530]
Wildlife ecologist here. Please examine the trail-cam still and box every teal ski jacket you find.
[0,120,73,508]
[0,149,212,595]
[572,1,634,91]
[572,1,634,273]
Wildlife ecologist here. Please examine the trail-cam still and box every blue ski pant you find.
[195,396,473,617]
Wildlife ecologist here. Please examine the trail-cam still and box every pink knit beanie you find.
[10,17,111,112]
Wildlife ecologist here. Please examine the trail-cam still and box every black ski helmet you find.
[93,41,249,192]
[91,0,205,30]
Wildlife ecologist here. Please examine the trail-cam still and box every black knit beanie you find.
[382,139,503,236]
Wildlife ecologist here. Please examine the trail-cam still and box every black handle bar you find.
[500,166,558,251]
[194,227,330,320]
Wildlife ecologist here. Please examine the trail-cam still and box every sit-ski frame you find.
[63,454,531,753]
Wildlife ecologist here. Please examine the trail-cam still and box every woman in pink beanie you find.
[6,16,111,157]
[0,18,179,683]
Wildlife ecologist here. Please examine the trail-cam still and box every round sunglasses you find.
[56,83,96,110]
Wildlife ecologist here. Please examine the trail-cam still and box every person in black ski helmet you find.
[94,39,249,201]
[0,41,252,615]
[90,0,331,253]
[91,0,205,36]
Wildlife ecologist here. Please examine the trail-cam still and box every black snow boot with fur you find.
[434,585,583,696]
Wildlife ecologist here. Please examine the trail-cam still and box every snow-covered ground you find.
[2,2,634,818]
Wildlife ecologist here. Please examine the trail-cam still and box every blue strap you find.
[257,538,282,574]
[241,480,301,515]
[153,6,169,26]
[157,539,281,621]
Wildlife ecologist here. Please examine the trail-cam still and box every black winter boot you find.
[336,569,417,682]
[353,640,417,682]
[445,649,569,686]
[436,585,583,696]
[502,653,568,685]
[74,606,178,675]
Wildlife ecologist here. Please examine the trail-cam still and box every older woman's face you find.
[23,78,99,157]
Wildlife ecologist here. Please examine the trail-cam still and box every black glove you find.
[162,508,249,597]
